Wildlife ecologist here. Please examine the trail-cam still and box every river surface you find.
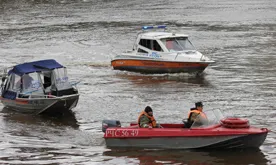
[0,0,276,164]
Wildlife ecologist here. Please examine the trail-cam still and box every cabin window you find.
[139,39,150,49]
[14,74,21,91]
[139,39,163,52]
[8,74,21,91]
[177,37,196,50]
[53,68,72,90]
[152,40,163,52]
[4,75,12,91]
[138,48,148,53]
[22,73,42,91]
[40,71,52,89]
[162,37,195,52]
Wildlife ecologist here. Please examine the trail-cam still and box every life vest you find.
[188,110,207,120]
[138,110,157,128]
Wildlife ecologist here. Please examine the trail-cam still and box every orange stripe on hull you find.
[15,99,29,104]
[0,96,28,105]
[111,59,209,74]
[111,59,208,68]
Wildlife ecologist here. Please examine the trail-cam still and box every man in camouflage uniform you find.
[138,106,161,128]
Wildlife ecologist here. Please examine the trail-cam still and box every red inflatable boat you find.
[102,110,268,149]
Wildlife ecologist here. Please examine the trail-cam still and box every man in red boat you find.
[138,106,161,128]
[185,102,208,128]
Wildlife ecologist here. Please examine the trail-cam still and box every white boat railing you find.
[17,92,79,99]
[70,80,81,86]
[29,94,57,98]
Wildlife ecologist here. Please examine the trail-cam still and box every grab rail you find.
[18,93,57,98]
[174,53,180,60]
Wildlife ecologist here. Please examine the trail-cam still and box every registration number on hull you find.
[106,129,139,137]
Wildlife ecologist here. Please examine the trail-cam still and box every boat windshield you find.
[191,109,225,128]
[53,68,72,90]
[161,37,196,52]
[21,72,44,94]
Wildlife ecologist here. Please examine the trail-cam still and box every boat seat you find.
[182,119,193,128]
[2,90,17,100]
[18,94,29,98]
[51,88,77,96]
[130,122,138,126]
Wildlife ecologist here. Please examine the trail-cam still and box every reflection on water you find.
[114,72,212,87]
[0,107,102,165]
[103,149,270,165]
[1,107,79,129]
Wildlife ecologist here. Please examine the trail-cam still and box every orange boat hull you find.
[111,59,210,74]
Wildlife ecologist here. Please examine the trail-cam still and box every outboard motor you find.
[102,120,121,133]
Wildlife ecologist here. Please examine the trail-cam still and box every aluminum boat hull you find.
[0,94,79,115]
[105,133,267,149]
[111,59,211,74]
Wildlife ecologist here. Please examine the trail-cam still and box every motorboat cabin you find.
[0,59,79,115]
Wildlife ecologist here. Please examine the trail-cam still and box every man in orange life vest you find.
[138,106,161,128]
[186,102,207,128]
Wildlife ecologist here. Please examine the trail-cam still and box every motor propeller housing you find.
[102,120,121,133]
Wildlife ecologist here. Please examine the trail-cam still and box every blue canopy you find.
[8,59,64,76]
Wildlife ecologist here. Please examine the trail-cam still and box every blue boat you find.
[0,59,79,115]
